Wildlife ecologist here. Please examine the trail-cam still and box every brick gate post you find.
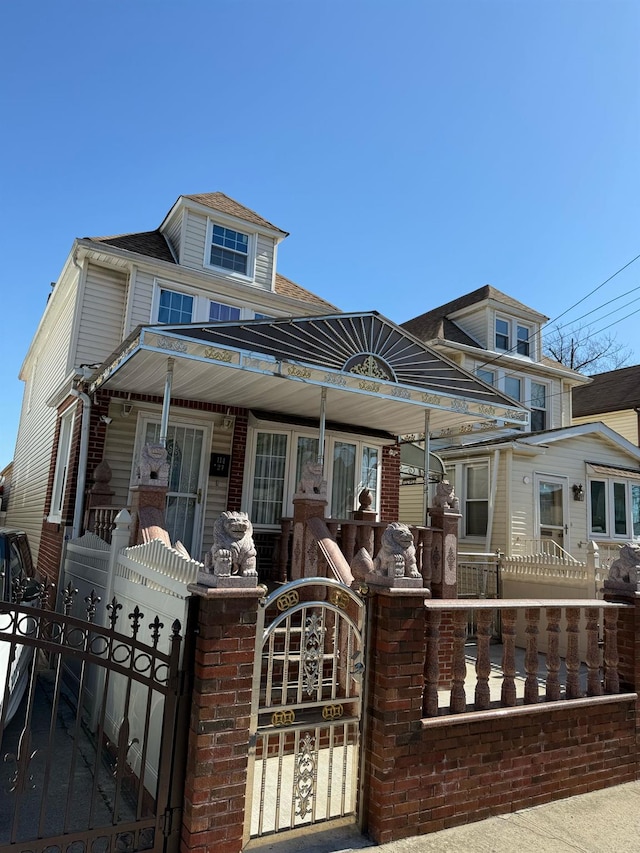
[362,587,429,844]
[181,585,265,853]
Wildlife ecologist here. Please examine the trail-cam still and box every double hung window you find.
[530,382,547,431]
[495,316,533,358]
[154,284,264,325]
[210,225,249,274]
[465,463,489,537]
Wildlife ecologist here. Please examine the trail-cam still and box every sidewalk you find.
[247,780,640,853]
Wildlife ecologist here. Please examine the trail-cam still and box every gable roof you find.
[402,284,548,343]
[572,364,640,417]
[181,192,288,235]
[437,421,640,462]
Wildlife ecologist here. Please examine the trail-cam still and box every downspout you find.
[505,446,513,556]
[70,386,92,539]
[485,448,501,552]
[159,357,175,447]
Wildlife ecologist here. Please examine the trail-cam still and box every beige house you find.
[7,195,526,582]
[398,286,640,560]
[572,364,640,446]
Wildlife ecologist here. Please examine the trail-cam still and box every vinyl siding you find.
[181,208,275,290]
[182,209,208,270]
[455,308,488,348]
[201,426,233,560]
[398,482,426,525]
[163,210,183,261]
[573,410,638,446]
[254,234,274,290]
[127,268,155,331]
[75,264,127,367]
[6,286,77,564]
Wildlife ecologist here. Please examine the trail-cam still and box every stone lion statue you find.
[296,461,327,497]
[608,542,640,584]
[204,511,257,578]
[136,443,170,486]
[432,479,459,511]
[373,522,420,579]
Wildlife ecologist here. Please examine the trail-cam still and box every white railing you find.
[514,539,583,565]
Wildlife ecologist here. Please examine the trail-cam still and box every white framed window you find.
[530,381,547,431]
[464,463,489,538]
[244,423,384,526]
[589,478,640,538]
[151,281,265,325]
[48,407,75,523]
[505,376,522,402]
[204,220,255,279]
[495,316,534,359]
[476,368,495,385]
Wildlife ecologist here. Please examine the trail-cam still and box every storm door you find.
[535,474,569,552]
[142,421,207,555]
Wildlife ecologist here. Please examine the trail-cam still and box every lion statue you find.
[432,479,459,511]
[136,443,170,486]
[373,522,420,579]
[296,461,327,497]
[204,511,257,578]
[608,542,640,585]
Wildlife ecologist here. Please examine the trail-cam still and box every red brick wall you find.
[363,589,639,844]
[182,588,262,853]
[380,444,400,522]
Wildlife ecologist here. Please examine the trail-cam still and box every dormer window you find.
[495,316,533,358]
[516,325,530,356]
[495,318,510,351]
[209,225,249,274]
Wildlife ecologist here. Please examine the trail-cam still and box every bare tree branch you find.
[544,324,632,374]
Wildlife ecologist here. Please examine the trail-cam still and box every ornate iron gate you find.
[0,576,193,853]
[245,578,366,842]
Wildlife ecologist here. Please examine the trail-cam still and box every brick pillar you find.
[181,585,264,853]
[427,508,461,598]
[362,587,428,845]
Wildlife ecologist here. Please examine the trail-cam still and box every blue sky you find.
[1,0,639,469]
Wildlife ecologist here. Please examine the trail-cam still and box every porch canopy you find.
[89,312,529,435]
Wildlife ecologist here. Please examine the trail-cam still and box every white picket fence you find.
[59,509,202,788]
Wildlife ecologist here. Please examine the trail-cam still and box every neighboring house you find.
[399,286,640,560]
[572,364,640,446]
[7,195,526,581]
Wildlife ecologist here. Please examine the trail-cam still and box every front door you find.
[142,421,208,556]
[536,474,569,552]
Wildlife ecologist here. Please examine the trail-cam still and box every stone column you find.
[427,508,461,598]
[291,494,328,580]
[181,584,265,853]
[129,484,169,545]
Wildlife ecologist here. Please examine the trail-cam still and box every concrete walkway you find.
[246,781,640,853]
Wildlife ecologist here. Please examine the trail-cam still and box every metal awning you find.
[587,462,640,481]
[89,312,529,436]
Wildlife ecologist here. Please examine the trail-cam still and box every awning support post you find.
[159,357,174,447]
[318,387,327,471]
[423,409,431,526]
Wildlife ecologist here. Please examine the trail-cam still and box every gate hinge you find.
[163,807,182,836]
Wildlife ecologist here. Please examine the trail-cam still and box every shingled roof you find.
[82,231,336,311]
[182,192,288,235]
[572,365,640,417]
[402,285,548,344]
